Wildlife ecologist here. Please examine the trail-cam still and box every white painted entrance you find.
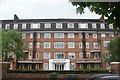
[49,59,70,70]
[55,64,64,70]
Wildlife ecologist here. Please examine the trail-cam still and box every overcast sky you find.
[0,0,101,20]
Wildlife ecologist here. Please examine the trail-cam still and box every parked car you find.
[86,74,118,80]
[98,75,120,80]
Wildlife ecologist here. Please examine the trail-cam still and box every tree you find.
[1,30,25,61]
[70,2,120,31]
[104,38,120,64]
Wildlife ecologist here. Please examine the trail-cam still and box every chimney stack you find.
[14,14,19,23]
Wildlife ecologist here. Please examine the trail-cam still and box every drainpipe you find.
[33,32,37,59]
[82,32,86,68]
[32,32,37,69]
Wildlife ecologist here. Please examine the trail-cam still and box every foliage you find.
[70,2,120,31]
[104,38,120,64]
[8,69,109,74]
[1,30,25,61]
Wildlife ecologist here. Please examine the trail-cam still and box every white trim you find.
[23,50,28,52]
[110,62,120,64]
[76,61,101,63]
[21,31,114,34]
[18,61,43,63]
[0,62,11,63]
[90,50,101,52]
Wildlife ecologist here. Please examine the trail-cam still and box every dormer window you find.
[5,24,10,29]
[22,24,26,29]
[14,24,18,29]
[45,23,51,28]
[68,23,74,28]
[100,23,105,29]
[31,23,40,29]
[56,23,62,28]
[79,23,88,29]
[92,23,96,29]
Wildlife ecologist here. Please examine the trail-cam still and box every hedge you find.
[8,69,109,74]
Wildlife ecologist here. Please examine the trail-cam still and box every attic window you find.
[79,23,88,29]
[31,24,40,28]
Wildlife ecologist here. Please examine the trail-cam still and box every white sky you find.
[0,0,101,20]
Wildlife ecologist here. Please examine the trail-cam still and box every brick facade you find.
[1,15,117,70]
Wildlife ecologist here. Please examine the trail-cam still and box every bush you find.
[8,68,109,74]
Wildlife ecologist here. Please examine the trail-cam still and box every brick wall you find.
[110,62,120,75]
[1,62,94,80]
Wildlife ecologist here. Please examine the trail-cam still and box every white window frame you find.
[36,42,40,48]
[54,42,64,48]
[92,23,96,29]
[70,63,76,70]
[86,52,90,58]
[68,33,74,38]
[14,24,18,29]
[22,33,26,39]
[37,33,40,38]
[79,42,82,48]
[19,64,24,69]
[68,42,75,48]
[56,23,62,28]
[29,53,32,59]
[29,42,33,48]
[54,33,64,38]
[79,33,82,38]
[80,64,83,69]
[68,23,74,28]
[36,52,39,59]
[103,41,110,47]
[101,34,106,38]
[80,52,83,59]
[86,42,89,48]
[35,64,39,69]
[78,23,88,29]
[31,23,40,29]
[93,42,98,48]
[44,42,51,48]
[45,23,51,28]
[44,33,51,38]
[68,52,75,59]
[109,34,114,38]
[94,53,99,59]
[54,52,64,59]
[5,24,10,29]
[35,64,40,69]
[100,23,105,29]
[43,63,48,70]
[87,64,91,69]
[93,33,97,38]
[44,52,50,59]
[28,64,32,69]
[30,33,33,38]
[22,24,26,29]
[86,33,89,38]
[95,64,100,68]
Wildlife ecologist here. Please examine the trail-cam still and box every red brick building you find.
[1,15,117,70]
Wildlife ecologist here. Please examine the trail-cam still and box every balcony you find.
[18,59,43,64]
[76,58,101,63]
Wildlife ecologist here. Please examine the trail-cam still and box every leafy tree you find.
[70,2,120,31]
[1,30,25,61]
[104,38,120,64]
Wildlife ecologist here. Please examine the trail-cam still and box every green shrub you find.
[7,68,109,74]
